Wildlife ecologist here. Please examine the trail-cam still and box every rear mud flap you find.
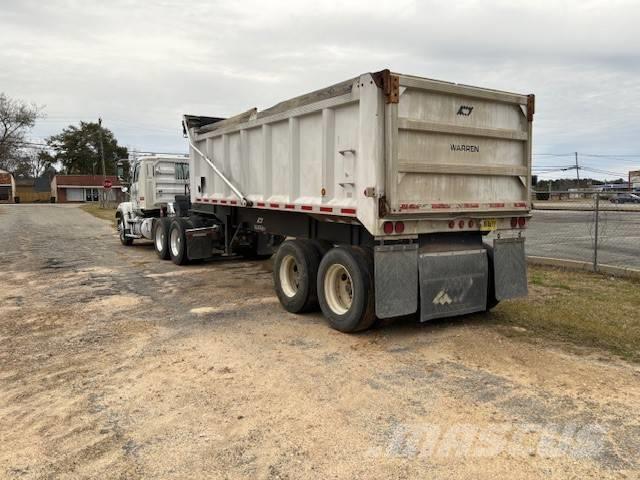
[419,249,488,322]
[186,230,214,260]
[493,237,528,300]
[374,244,418,319]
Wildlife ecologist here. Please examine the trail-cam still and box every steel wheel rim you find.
[324,263,353,315]
[155,224,164,251]
[279,255,300,298]
[119,219,125,240]
[170,227,181,257]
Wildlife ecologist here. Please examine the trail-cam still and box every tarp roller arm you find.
[182,117,252,207]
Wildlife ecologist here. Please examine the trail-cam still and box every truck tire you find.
[273,239,320,313]
[169,218,190,265]
[484,244,500,311]
[317,246,376,333]
[153,217,171,260]
[118,217,133,246]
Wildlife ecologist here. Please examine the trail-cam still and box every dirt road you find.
[1,204,638,479]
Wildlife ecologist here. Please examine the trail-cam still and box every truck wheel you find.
[273,240,320,313]
[169,218,190,265]
[153,218,171,260]
[118,217,133,246]
[484,244,500,311]
[317,247,376,333]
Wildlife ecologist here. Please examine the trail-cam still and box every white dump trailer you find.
[152,70,533,332]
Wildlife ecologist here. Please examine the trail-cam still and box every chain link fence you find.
[527,190,640,271]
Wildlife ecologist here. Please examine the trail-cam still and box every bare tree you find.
[13,150,54,178]
[0,93,43,173]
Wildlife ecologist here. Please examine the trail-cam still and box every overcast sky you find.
[1,0,639,180]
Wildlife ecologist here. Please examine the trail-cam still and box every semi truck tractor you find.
[115,154,191,246]
[140,69,534,333]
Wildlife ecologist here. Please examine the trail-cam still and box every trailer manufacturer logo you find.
[457,105,474,116]
[254,216,265,232]
[432,290,453,305]
[450,144,480,153]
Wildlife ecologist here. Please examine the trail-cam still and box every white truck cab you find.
[115,154,189,245]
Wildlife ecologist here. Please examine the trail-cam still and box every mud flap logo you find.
[432,290,453,305]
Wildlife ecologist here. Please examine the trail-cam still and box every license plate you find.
[480,218,497,231]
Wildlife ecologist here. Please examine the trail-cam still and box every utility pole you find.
[574,151,580,187]
[98,118,107,206]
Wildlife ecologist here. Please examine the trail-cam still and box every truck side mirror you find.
[117,165,125,181]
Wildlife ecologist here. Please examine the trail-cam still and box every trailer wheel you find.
[118,216,133,246]
[169,218,190,265]
[484,244,500,311]
[318,247,376,333]
[273,240,320,313]
[153,217,171,260]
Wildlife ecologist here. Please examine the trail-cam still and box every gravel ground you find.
[1,204,639,479]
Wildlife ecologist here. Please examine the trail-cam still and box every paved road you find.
[527,209,640,269]
[1,204,639,479]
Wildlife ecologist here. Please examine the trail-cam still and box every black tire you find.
[317,246,376,333]
[153,217,171,260]
[118,216,133,246]
[484,244,500,311]
[168,218,190,265]
[273,239,321,313]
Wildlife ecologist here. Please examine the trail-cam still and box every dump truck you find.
[150,69,534,332]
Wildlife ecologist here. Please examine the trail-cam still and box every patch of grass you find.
[490,265,640,362]
[80,204,117,227]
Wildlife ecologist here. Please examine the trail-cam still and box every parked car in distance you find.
[609,193,640,204]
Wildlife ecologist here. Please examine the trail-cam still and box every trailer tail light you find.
[448,221,455,229]
[518,217,526,228]
[394,221,405,234]
[468,220,474,228]
[511,217,518,228]
[458,220,465,229]
[383,221,394,234]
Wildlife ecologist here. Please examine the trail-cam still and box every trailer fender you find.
[418,249,488,322]
[374,244,418,319]
[492,237,528,300]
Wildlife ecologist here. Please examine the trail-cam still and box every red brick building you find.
[52,175,125,203]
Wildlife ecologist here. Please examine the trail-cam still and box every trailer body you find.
[188,71,531,235]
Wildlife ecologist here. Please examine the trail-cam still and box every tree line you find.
[0,92,127,178]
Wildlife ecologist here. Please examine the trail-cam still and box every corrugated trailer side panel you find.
[190,77,383,236]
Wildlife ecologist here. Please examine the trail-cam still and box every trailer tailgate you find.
[384,73,533,216]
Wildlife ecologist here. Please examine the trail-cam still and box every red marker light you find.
[518,217,526,228]
[511,217,518,228]
[394,221,405,234]
[383,221,394,234]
